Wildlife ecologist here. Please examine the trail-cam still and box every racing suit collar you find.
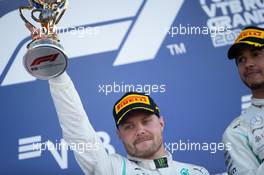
[252,98,264,108]
[127,151,172,170]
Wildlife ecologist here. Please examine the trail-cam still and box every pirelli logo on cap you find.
[235,29,264,43]
[115,94,150,114]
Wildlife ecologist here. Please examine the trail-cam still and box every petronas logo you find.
[180,168,189,175]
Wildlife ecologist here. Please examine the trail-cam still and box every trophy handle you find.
[19,6,37,29]
[55,8,66,25]
[54,0,68,24]
[31,9,42,23]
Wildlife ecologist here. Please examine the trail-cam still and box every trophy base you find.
[23,38,68,80]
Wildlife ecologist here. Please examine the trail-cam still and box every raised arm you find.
[49,72,117,175]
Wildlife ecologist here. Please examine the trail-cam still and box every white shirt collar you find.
[127,151,172,170]
[252,98,264,107]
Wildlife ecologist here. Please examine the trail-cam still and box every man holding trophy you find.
[20,1,210,174]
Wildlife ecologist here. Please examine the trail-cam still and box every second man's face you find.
[236,46,264,90]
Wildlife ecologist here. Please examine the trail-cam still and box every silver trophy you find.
[19,0,68,79]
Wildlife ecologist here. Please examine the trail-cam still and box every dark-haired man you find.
[223,26,264,175]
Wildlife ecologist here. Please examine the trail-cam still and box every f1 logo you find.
[0,0,184,86]
[30,53,60,67]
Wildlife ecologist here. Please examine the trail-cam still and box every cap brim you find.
[117,107,155,125]
[228,43,253,59]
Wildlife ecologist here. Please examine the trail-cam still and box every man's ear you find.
[116,128,122,140]
[159,116,165,131]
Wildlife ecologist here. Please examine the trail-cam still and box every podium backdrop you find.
[1,0,261,174]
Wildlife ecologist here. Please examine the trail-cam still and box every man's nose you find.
[245,57,255,68]
[136,124,146,136]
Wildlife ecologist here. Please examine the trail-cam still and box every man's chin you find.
[134,140,153,150]
[243,80,264,90]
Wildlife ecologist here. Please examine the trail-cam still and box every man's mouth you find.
[245,70,261,77]
[134,136,152,145]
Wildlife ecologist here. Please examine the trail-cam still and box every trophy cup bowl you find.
[20,0,68,80]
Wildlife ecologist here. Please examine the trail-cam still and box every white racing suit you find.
[223,98,264,175]
[49,72,210,175]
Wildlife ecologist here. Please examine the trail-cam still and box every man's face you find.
[117,111,164,159]
[236,46,264,90]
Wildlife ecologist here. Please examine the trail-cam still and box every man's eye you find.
[237,57,245,64]
[124,124,134,130]
[252,51,261,57]
[143,119,151,124]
